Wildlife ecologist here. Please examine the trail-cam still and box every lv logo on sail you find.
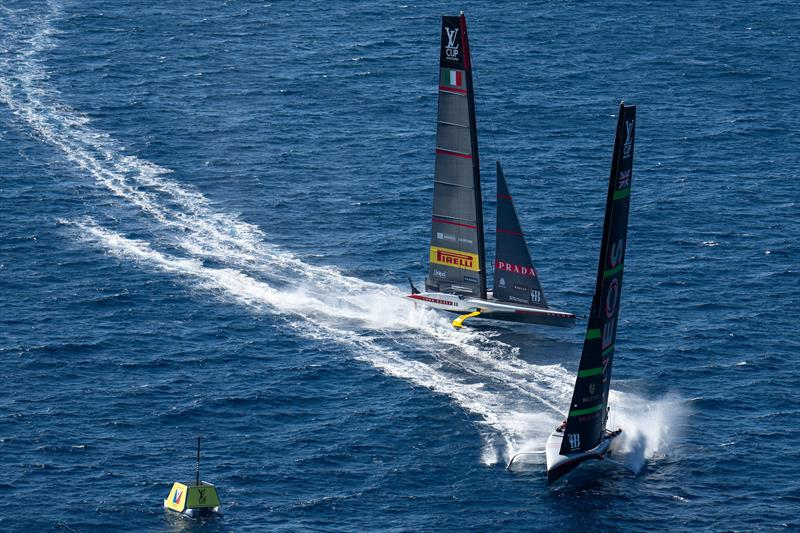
[445,27,459,59]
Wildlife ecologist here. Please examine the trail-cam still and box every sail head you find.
[492,161,548,308]
[426,14,487,298]
[559,103,636,456]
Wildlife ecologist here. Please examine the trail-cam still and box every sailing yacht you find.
[407,13,575,329]
[508,103,637,483]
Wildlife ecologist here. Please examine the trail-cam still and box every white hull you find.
[544,429,621,483]
[407,291,575,327]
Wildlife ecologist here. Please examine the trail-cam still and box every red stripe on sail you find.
[439,85,467,94]
[497,228,523,236]
[435,148,472,159]
[433,218,477,229]
[496,194,512,200]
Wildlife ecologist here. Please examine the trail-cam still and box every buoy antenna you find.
[196,435,202,486]
[164,434,220,517]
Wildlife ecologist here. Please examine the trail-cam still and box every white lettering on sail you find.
[445,27,460,60]
[531,289,541,303]
[609,238,625,268]
[568,433,580,450]
[605,278,619,319]
[602,321,615,350]
[623,119,635,159]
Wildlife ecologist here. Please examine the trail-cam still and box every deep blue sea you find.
[2,0,799,531]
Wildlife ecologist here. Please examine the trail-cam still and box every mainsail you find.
[559,103,636,456]
[492,161,548,308]
[426,13,487,299]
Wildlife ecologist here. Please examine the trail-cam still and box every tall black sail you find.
[560,103,636,456]
[425,14,487,299]
[492,161,548,308]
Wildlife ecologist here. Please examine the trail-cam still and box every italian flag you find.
[442,68,464,90]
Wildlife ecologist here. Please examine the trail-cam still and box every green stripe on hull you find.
[577,367,603,378]
[569,404,604,417]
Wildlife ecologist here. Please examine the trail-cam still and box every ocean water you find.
[1,0,798,530]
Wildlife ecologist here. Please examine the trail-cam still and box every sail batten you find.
[559,103,636,456]
[426,14,486,298]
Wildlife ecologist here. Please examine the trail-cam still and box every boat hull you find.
[544,429,621,484]
[406,291,575,327]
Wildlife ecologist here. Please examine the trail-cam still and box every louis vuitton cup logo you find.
[623,119,634,159]
[445,27,460,60]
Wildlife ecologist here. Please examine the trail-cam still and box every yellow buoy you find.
[164,437,221,518]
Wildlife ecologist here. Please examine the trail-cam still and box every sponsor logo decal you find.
[531,289,542,303]
[601,238,625,349]
[430,246,479,271]
[495,260,536,277]
[623,119,635,159]
[173,488,183,504]
[513,284,528,292]
[617,169,631,190]
[568,433,580,450]
[463,275,478,284]
[605,278,619,318]
[411,294,458,307]
[436,232,473,245]
[609,238,625,268]
[433,268,447,279]
[508,295,527,304]
[444,27,460,60]
[498,277,506,288]
[589,383,596,395]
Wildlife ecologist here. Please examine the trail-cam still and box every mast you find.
[426,13,487,299]
[459,13,487,299]
[196,436,201,486]
[559,103,636,456]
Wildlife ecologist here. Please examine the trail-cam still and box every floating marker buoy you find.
[164,436,221,518]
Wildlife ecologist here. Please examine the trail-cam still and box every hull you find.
[407,291,575,327]
[544,429,621,484]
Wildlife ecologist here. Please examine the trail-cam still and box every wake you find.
[0,0,681,470]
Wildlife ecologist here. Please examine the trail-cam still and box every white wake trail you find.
[64,218,531,462]
[2,1,682,469]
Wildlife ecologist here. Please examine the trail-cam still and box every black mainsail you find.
[425,13,487,299]
[559,103,636,457]
[492,161,548,308]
